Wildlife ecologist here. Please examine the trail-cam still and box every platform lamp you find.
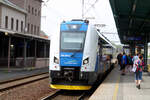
[5,32,11,72]
[5,32,8,35]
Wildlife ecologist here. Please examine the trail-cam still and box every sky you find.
[41,0,121,44]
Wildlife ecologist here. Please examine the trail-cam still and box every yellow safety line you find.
[112,76,120,100]
[50,84,92,90]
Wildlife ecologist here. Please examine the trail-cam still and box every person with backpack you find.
[132,53,139,63]
[127,54,133,73]
[117,53,122,70]
[134,55,144,89]
[121,52,127,75]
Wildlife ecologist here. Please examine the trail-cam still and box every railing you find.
[16,57,34,67]
[35,58,49,68]
[0,58,16,66]
[15,57,49,68]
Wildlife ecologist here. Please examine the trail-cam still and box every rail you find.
[41,90,88,100]
[0,72,49,92]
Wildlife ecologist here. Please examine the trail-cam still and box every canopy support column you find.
[130,44,135,56]
[34,40,37,67]
[44,43,47,67]
[23,39,27,67]
[144,43,148,71]
[8,36,11,72]
[144,33,148,71]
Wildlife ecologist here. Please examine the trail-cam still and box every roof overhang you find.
[0,28,50,42]
[109,0,150,44]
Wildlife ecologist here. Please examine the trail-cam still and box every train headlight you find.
[71,25,77,29]
[83,58,89,65]
[54,56,59,64]
[84,60,88,64]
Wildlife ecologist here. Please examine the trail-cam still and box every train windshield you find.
[60,32,86,51]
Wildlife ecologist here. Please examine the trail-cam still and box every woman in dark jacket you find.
[117,53,122,70]
[134,55,144,89]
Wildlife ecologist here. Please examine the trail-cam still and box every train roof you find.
[97,30,116,49]
[61,19,116,49]
[61,19,89,25]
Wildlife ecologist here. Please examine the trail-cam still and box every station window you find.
[32,7,34,15]
[16,19,19,31]
[38,10,40,16]
[28,5,30,13]
[11,18,14,30]
[37,26,40,35]
[21,21,23,32]
[34,25,36,35]
[35,9,37,16]
[5,16,8,29]
[27,23,30,33]
[31,24,33,34]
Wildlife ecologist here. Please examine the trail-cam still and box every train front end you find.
[49,20,93,90]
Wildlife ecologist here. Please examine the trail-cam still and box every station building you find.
[0,0,50,69]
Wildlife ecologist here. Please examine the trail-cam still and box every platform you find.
[0,67,48,83]
[89,66,150,100]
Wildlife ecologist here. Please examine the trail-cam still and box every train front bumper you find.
[50,84,92,90]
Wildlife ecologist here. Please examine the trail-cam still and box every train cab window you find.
[60,32,86,51]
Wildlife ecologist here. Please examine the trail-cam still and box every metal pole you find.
[44,43,47,67]
[130,44,135,56]
[144,33,148,71]
[34,40,37,67]
[144,42,148,71]
[82,0,84,19]
[2,37,4,57]
[24,39,27,67]
[44,43,46,57]
[8,36,11,72]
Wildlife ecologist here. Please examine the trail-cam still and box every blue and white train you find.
[49,19,116,90]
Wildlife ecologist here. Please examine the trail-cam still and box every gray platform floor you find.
[0,67,49,83]
[89,66,150,100]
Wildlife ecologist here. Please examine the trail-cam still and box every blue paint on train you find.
[60,24,69,31]
[60,52,83,67]
[95,55,99,72]
[60,21,88,31]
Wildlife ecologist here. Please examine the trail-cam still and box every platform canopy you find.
[109,0,150,44]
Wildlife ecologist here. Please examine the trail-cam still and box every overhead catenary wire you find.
[82,0,84,19]
[42,0,51,7]
[41,0,66,20]
[84,0,99,16]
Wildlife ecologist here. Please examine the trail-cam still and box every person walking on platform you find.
[121,52,127,75]
[134,55,144,89]
[132,53,139,63]
[117,53,122,70]
[127,54,133,73]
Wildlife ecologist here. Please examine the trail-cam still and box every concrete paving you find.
[89,66,150,100]
[0,67,49,83]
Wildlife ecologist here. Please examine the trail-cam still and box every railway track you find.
[41,63,116,100]
[41,77,107,100]
[0,72,49,92]
[41,90,89,100]
[41,77,106,100]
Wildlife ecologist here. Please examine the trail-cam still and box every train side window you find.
[98,37,101,46]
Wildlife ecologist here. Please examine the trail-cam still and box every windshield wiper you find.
[70,50,81,57]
